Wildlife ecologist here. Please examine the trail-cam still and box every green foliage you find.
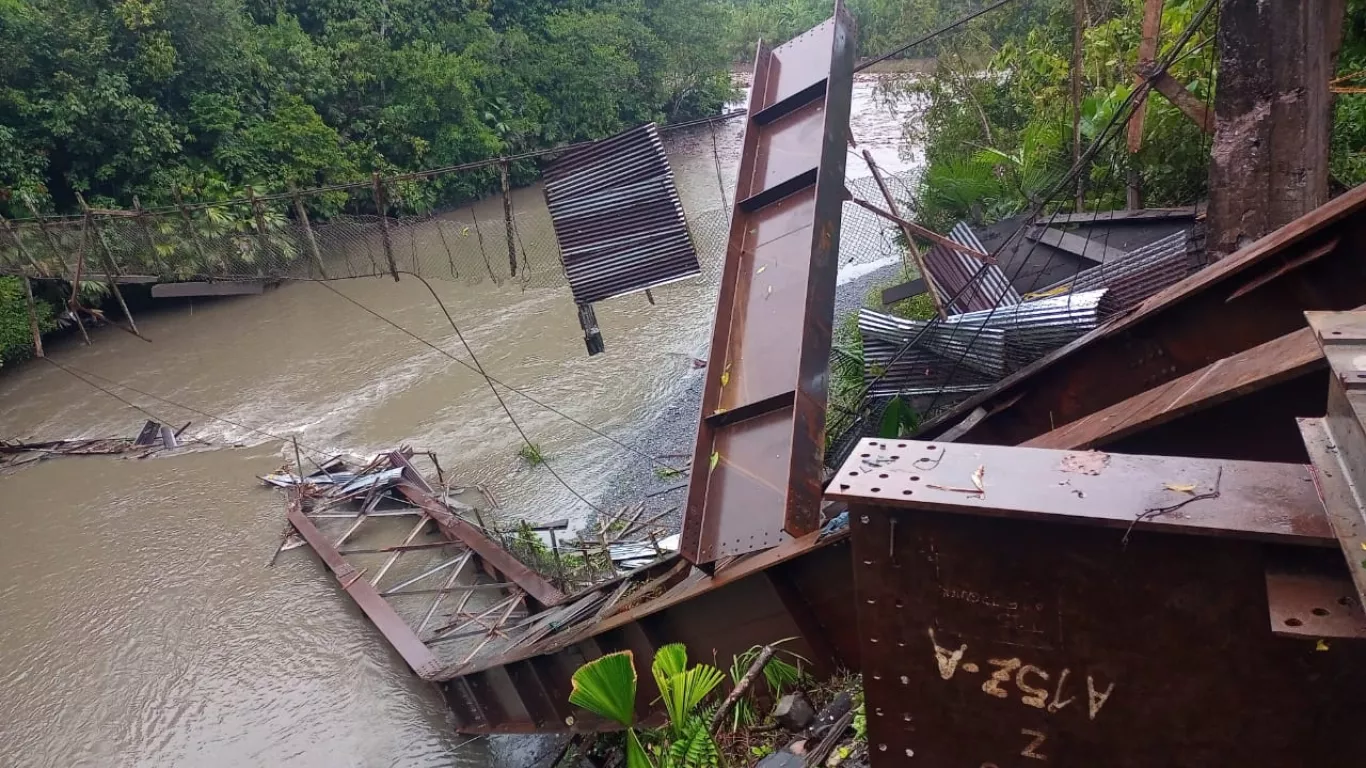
[0,0,735,217]
[568,643,726,768]
[0,277,55,367]
[878,395,920,439]
[904,0,1219,230]
[724,642,808,732]
[570,650,640,725]
[518,442,546,465]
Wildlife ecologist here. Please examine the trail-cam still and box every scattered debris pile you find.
[267,447,688,681]
[1,419,193,468]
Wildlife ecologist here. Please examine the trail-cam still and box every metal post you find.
[23,199,91,344]
[372,173,401,282]
[77,193,142,339]
[862,149,947,319]
[500,160,517,277]
[291,188,328,279]
[547,528,567,587]
[245,186,271,275]
[171,187,213,276]
[21,276,43,358]
[577,302,605,356]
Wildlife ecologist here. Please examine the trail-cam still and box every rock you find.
[773,692,816,732]
[756,751,805,768]
[807,691,854,740]
[785,737,810,756]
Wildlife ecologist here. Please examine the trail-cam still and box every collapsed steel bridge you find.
[280,2,1366,763]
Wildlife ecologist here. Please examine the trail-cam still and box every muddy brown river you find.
[0,73,921,767]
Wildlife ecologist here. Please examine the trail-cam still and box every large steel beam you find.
[829,437,1366,767]
[681,1,856,564]
[918,182,1366,447]
[1299,311,1366,608]
[1024,325,1328,459]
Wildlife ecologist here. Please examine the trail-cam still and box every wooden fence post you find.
[77,192,143,340]
[245,186,271,275]
[862,149,947,320]
[291,187,329,279]
[171,187,213,276]
[499,160,518,278]
[23,199,91,344]
[21,276,43,358]
[372,173,401,282]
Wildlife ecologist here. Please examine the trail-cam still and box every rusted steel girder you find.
[388,451,565,609]
[829,438,1366,767]
[1024,324,1330,461]
[286,499,446,679]
[436,534,861,732]
[682,0,857,564]
[1299,311,1366,609]
[917,182,1366,448]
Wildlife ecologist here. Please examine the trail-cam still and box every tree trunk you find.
[1206,0,1346,259]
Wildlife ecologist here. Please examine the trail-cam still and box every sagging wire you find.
[913,0,1219,422]
[318,274,685,516]
[855,0,1021,73]
[41,357,338,462]
[837,0,1217,437]
[310,276,682,474]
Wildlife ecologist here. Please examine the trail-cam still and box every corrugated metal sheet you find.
[859,289,1111,397]
[543,123,699,304]
[1033,229,1195,312]
[924,222,1022,313]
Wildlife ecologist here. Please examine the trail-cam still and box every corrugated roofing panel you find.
[543,123,700,304]
[924,222,1022,313]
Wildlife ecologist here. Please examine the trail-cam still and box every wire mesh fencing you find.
[0,165,919,298]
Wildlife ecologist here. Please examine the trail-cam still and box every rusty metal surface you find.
[1299,310,1366,608]
[388,451,565,609]
[923,222,1020,313]
[1026,326,1327,451]
[1033,229,1196,312]
[825,438,1334,546]
[681,2,856,564]
[286,500,447,678]
[542,122,699,304]
[1264,550,1366,639]
[918,181,1366,447]
[435,532,863,732]
[847,501,1366,767]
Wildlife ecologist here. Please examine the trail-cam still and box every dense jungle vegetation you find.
[4,0,1366,365]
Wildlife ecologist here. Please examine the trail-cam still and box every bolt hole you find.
[926,445,937,450]
[1285,618,1303,627]
[1339,596,1355,607]
[911,475,920,481]
[860,453,870,458]
[1312,607,1331,617]
[890,455,900,460]
[871,487,881,492]
[897,443,907,448]
[902,489,913,496]
[839,484,850,491]
[1331,331,1342,335]
[879,473,889,479]
[849,471,859,476]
